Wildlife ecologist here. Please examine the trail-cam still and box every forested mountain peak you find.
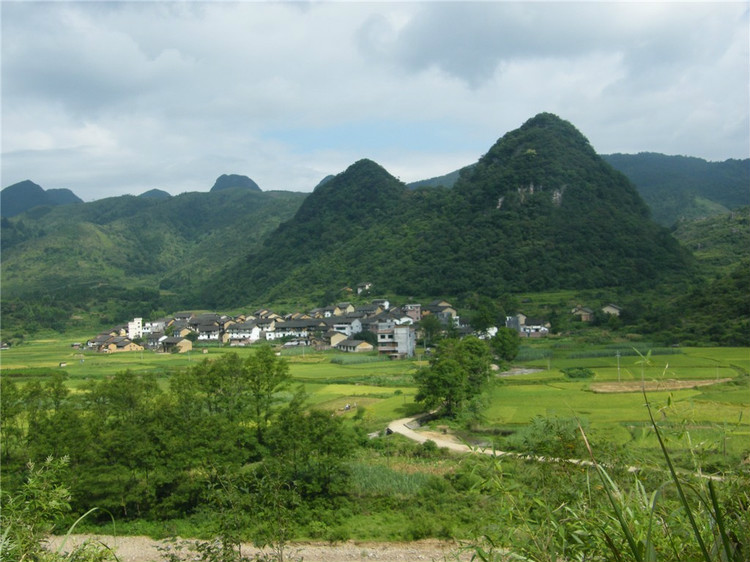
[294,158,406,223]
[210,174,261,192]
[1,180,83,217]
[138,188,172,199]
[455,112,642,216]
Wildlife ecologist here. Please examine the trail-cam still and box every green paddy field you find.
[2,334,748,460]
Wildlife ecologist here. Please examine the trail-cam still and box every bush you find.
[561,367,594,379]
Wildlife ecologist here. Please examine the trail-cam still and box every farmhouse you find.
[602,304,622,316]
[227,321,263,345]
[162,337,192,353]
[506,313,550,337]
[324,316,363,337]
[336,339,374,353]
[571,305,594,322]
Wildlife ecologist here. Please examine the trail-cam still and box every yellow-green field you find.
[2,335,748,454]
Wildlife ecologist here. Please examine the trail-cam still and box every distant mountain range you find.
[602,153,749,226]
[1,113,747,321]
[0,180,82,217]
[4,150,746,226]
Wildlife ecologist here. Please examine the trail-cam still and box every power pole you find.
[616,351,621,383]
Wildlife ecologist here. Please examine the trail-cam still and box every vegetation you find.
[0,187,306,335]
[603,153,750,226]
[221,115,693,306]
[414,336,493,418]
[1,338,747,559]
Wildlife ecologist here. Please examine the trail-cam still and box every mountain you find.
[139,189,172,200]
[212,113,691,306]
[402,153,749,228]
[0,188,306,323]
[1,180,83,217]
[210,174,261,192]
[602,153,750,226]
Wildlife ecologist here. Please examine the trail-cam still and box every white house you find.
[127,318,143,340]
[326,317,362,337]
[227,321,263,345]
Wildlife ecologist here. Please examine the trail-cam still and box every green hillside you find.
[671,207,750,272]
[602,153,750,226]
[4,114,748,342]
[214,113,692,307]
[403,152,750,229]
[0,187,306,330]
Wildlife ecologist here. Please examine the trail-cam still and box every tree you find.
[490,327,520,363]
[467,295,505,336]
[244,345,291,444]
[414,337,492,418]
[267,395,354,500]
[0,457,116,561]
[418,314,443,348]
[414,356,467,418]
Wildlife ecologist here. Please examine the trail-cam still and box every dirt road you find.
[45,535,471,562]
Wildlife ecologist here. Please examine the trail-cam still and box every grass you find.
[348,463,431,496]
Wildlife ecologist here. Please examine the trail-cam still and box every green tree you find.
[244,345,291,444]
[418,314,443,348]
[414,337,492,418]
[267,395,354,500]
[490,327,520,363]
[0,456,116,562]
[467,296,505,336]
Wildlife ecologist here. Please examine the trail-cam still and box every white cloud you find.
[1,1,747,200]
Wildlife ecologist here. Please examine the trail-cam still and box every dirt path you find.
[590,378,731,393]
[45,535,471,562]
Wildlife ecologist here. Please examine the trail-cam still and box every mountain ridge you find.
[210,174,261,192]
[1,180,83,217]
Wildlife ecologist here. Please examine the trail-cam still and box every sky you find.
[2,1,748,201]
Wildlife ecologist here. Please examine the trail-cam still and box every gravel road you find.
[45,535,472,562]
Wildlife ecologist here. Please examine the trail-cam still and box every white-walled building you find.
[127,318,143,340]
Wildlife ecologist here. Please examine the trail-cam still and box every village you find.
[86,287,622,358]
[87,298,456,358]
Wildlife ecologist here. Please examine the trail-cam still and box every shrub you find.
[561,367,594,379]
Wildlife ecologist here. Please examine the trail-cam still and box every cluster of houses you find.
[86,295,624,356]
[86,299,462,359]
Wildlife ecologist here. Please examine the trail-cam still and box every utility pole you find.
[616,351,621,383]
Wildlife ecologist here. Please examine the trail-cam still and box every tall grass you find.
[348,463,430,496]
[329,354,389,365]
[515,348,553,361]
[578,390,748,562]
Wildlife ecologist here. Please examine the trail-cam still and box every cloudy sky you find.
[2,1,748,201]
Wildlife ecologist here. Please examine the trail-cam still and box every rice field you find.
[2,335,748,456]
